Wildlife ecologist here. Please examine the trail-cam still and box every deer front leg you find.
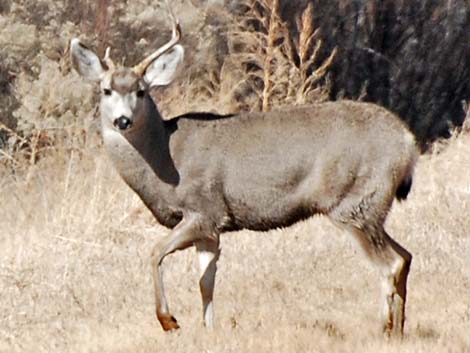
[150,213,215,331]
[196,239,220,328]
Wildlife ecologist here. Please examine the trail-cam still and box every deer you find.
[70,3,418,337]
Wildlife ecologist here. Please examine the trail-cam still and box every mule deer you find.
[70,3,418,336]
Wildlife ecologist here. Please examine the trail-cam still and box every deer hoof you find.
[158,313,180,331]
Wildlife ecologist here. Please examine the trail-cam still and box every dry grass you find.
[220,0,336,113]
[163,0,337,117]
[1,132,469,353]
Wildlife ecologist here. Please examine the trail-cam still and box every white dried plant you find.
[222,0,337,113]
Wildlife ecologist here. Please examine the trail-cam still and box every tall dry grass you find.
[1,126,469,353]
[221,0,336,112]
[160,0,337,116]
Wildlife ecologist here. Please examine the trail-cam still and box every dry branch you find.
[226,0,336,111]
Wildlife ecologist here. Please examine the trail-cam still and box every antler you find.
[104,47,116,71]
[133,0,181,76]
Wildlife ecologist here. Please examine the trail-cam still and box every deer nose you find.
[114,116,133,130]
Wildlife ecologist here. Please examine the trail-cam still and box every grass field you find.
[1,131,469,352]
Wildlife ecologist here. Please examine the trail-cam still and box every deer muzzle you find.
[114,116,133,130]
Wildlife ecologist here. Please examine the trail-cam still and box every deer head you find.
[70,2,184,132]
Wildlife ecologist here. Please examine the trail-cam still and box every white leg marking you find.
[197,245,219,328]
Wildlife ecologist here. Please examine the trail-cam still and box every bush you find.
[13,55,98,149]
[1,0,470,157]
[305,0,470,147]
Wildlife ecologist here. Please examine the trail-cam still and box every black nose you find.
[114,116,133,130]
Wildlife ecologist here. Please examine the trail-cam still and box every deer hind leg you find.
[378,233,412,336]
[352,224,411,336]
[150,213,217,331]
[330,211,412,336]
[196,239,220,328]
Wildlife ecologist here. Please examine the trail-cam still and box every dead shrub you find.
[221,0,336,113]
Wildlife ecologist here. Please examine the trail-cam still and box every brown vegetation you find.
[1,123,469,353]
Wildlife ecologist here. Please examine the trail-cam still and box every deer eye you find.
[103,88,112,96]
[136,89,145,98]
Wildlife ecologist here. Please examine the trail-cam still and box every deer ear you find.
[70,38,105,82]
[143,45,184,88]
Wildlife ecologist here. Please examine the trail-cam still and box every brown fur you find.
[110,69,140,95]
[71,40,418,336]
[107,92,417,336]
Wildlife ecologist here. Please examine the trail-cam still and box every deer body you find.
[105,100,415,234]
[70,5,418,336]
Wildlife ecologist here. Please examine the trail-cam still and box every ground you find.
[0,134,469,353]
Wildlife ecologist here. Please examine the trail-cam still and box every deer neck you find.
[101,97,180,190]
